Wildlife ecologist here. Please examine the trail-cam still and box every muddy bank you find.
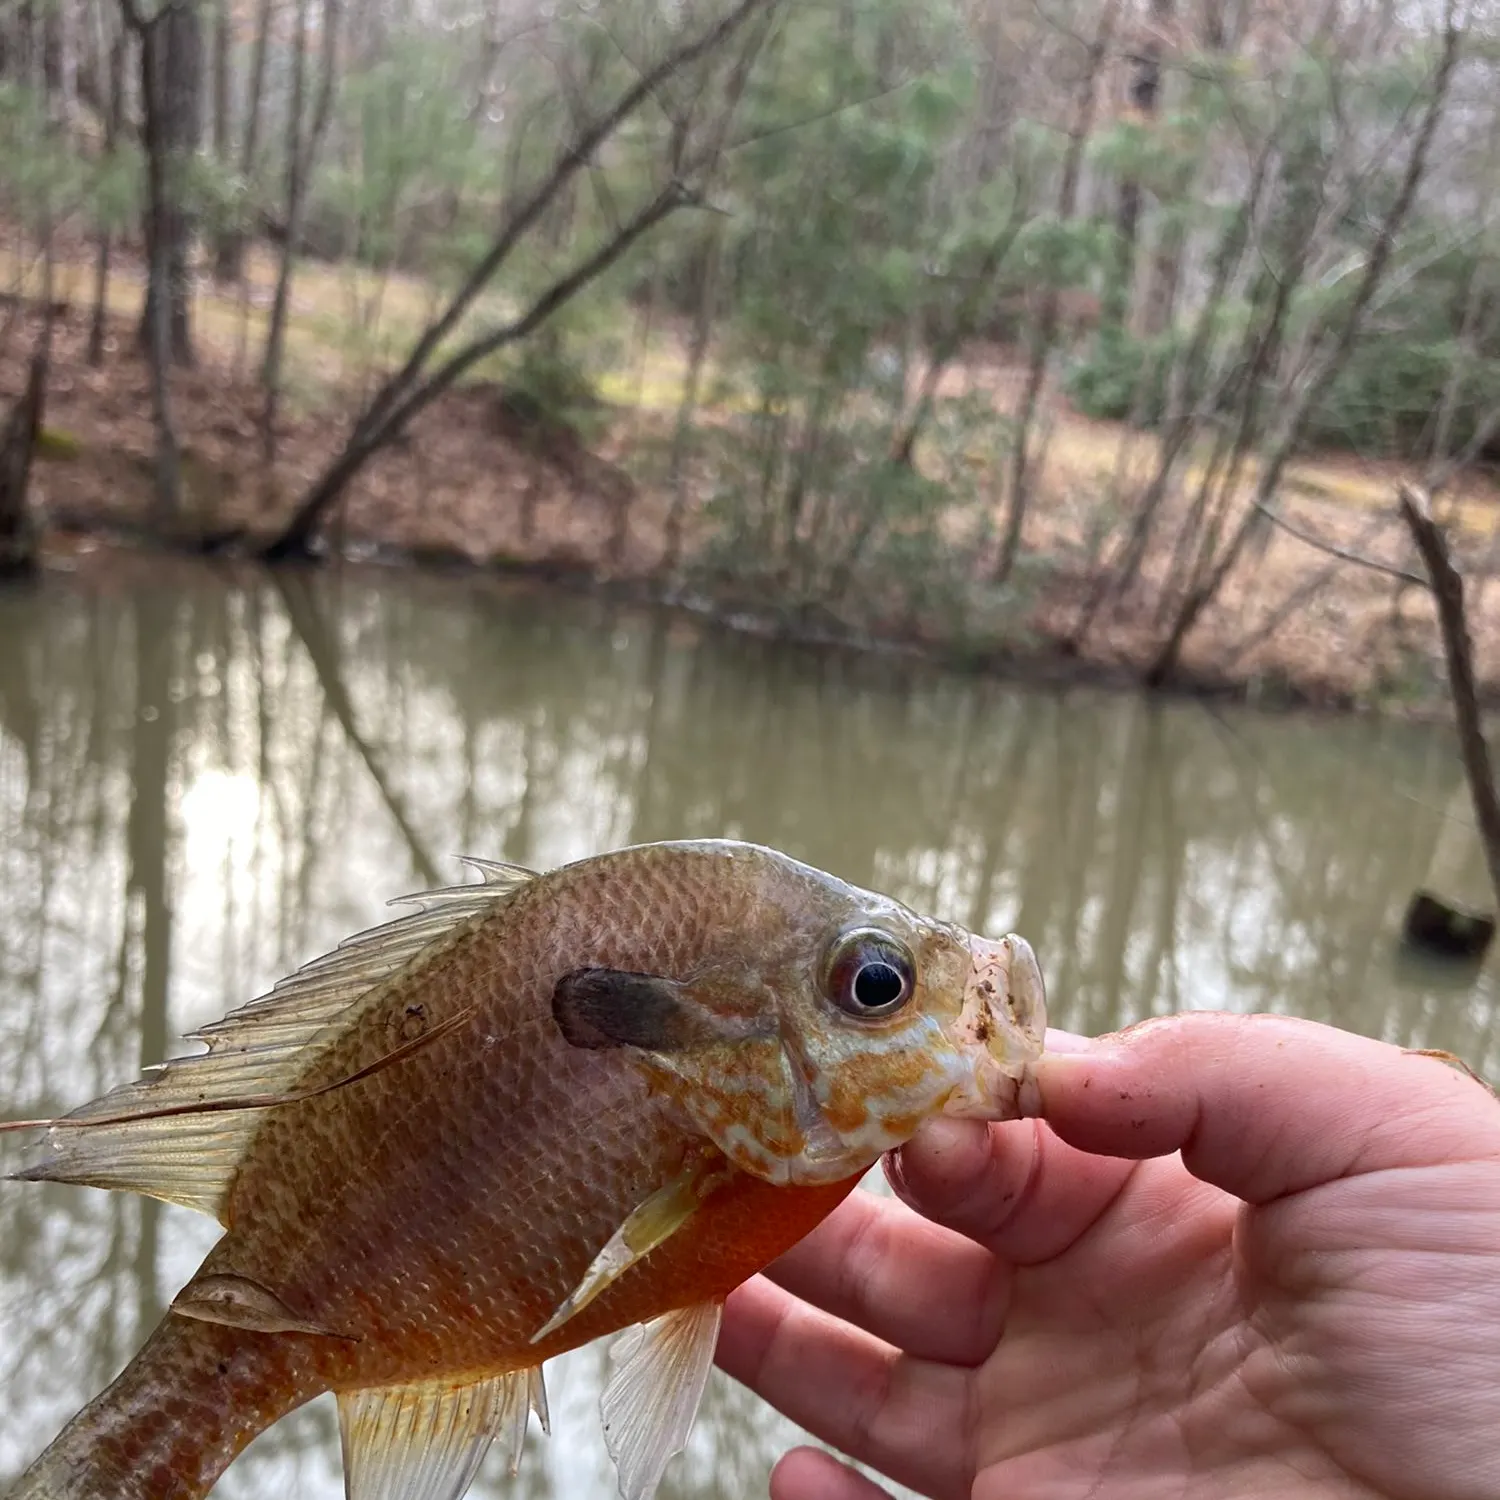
[8,306,1500,720]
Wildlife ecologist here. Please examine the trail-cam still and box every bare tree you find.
[260,0,341,458]
[1144,0,1466,685]
[86,18,126,368]
[214,0,274,282]
[260,0,778,562]
[1110,0,1174,330]
[129,0,202,366]
[119,0,187,523]
[994,0,1120,585]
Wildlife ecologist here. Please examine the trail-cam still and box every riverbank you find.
[8,296,1500,719]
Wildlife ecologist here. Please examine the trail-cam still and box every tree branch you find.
[1252,499,1425,586]
[261,179,697,560]
[1397,481,1500,912]
[342,0,772,454]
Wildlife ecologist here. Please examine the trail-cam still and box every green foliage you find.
[500,330,610,445]
[1068,228,1500,464]
[692,387,1011,635]
[659,0,1025,625]
[1065,324,1173,425]
[0,83,89,228]
[309,28,506,269]
[178,153,243,241]
[35,427,83,461]
[90,143,145,236]
[1304,238,1500,457]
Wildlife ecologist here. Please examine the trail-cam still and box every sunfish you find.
[3,839,1045,1500]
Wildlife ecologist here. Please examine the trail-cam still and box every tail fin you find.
[7,1312,316,1500]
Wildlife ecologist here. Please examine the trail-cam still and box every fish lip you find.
[943,933,1047,1121]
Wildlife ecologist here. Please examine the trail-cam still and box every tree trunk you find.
[261,0,339,459]
[136,0,202,367]
[0,343,47,580]
[0,225,56,579]
[88,26,126,367]
[663,222,723,568]
[995,0,1118,585]
[1109,1,1170,329]
[215,0,272,282]
[211,0,230,182]
[261,0,311,456]
[55,0,77,118]
[128,0,183,522]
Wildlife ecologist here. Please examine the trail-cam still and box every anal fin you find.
[530,1153,730,1344]
[527,1365,551,1437]
[338,1366,544,1500]
[601,1302,724,1500]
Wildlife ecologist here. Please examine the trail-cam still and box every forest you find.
[2,0,1500,702]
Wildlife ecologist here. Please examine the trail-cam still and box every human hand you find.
[716,1013,1500,1500]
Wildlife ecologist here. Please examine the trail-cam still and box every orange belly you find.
[555,1168,864,1346]
[318,1168,865,1386]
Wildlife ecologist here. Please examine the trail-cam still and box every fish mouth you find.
[943,933,1046,1120]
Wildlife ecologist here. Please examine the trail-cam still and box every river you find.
[1,558,1496,1498]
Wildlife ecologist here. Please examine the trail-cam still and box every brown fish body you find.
[212,844,874,1383]
[6,840,1045,1500]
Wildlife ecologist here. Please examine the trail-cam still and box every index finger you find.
[1034,1012,1500,1203]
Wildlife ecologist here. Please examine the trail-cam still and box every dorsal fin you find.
[11,859,536,1221]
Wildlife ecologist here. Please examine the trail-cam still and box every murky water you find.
[2,560,1497,1498]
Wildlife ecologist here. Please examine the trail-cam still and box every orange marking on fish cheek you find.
[641,1053,803,1167]
[826,1043,943,1128]
[872,1108,927,1141]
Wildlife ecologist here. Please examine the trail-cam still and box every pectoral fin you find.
[601,1301,724,1500]
[338,1366,542,1500]
[530,1155,731,1344]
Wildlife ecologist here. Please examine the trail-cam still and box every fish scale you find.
[5,839,1045,1500]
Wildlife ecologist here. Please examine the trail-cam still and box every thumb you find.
[1034,1012,1500,1203]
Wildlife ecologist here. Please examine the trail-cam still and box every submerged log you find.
[1401,889,1496,961]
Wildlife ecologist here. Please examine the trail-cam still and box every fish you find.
[2,838,1046,1500]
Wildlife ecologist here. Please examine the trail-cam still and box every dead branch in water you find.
[1397,482,1500,913]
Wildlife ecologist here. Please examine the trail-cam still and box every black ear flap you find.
[553,968,726,1052]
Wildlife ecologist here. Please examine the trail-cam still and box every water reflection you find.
[0,561,1495,1497]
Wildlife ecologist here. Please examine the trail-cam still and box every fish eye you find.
[823,929,915,1020]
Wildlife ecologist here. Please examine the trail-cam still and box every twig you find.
[1222,508,1397,669]
[1251,498,1425,586]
